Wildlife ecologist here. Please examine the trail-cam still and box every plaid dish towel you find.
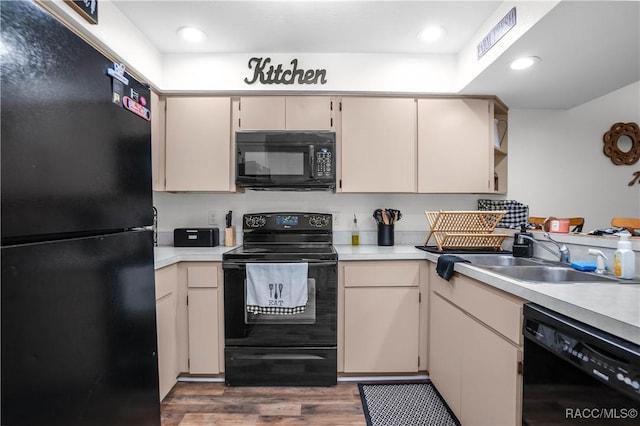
[246,263,308,315]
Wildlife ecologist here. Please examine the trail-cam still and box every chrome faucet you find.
[518,233,570,263]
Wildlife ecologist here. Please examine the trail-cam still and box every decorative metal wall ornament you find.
[602,122,640,165]
[629,171,640,186]
[244,57,327,85]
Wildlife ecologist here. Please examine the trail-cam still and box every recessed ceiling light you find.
[177,26,207,43]
[418,25,446,43]
[509,56,541,70]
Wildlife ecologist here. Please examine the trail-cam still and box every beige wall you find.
[507,81,640,231]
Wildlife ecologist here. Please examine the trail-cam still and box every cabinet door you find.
[186,265,220,374]
[165,97,232,191]
[238,96,286,129]
[344,287,419,372]
[429,292,464,418]
[285,96,333,130]
[341,97,417,192]
[187,288,219,374]
[417,98,492,193]
[150,91,166,191]
[155,264,178,401]
[461,314,522,426]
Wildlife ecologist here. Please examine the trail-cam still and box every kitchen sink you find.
[481,265,620,283]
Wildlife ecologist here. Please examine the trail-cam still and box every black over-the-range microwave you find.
[235,131,336,190]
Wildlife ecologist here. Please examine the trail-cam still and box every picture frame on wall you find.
[64,0,98,25]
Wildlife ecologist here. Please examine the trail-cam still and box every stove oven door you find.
[223,259,337,386]
[223,260,337,347]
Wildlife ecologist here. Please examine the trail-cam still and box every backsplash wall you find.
[153,191,482,245]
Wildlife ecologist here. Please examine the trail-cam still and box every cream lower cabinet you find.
[340,261,428,373]
[165,97,232,191]
[155,264,178,401]
[184,263,223,374]
[340,97,417,192]
[429,264,524,426]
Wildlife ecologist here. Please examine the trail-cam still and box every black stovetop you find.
[223,244,337,262]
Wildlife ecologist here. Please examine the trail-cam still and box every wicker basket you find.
[425,210,507,251]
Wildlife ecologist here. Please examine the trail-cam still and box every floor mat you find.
[358,381,461,426]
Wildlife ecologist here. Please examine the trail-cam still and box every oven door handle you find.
[231,353,329,361]
[223,260,337,269]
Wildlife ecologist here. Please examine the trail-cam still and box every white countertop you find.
[154,246,235,269]
[154,244,640,345]
[335,244,430,260]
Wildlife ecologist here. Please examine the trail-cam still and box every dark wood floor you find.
[161,381,367,425]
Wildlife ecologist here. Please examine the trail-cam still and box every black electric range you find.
[222,212,337,386]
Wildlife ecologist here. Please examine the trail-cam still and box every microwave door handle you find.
[309,145,315,178]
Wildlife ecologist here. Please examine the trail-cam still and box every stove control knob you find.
[309,215,329,228]
[245,215,266,228]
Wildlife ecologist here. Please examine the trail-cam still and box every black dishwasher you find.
[523,304,639,425]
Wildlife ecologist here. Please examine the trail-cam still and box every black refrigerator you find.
[1,1,161,425]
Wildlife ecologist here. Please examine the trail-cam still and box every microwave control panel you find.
[315,149,333,178]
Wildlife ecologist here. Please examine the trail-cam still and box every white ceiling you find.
[114,0,640,109]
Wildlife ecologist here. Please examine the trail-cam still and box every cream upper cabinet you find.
[237,96,333,130]
[417,98,493,193]
[285,96,333,130]
[341,261,422,373]
[237,96,285,130]
[165,97,232,191]
[340,97,417,192]
[150,91,166,191]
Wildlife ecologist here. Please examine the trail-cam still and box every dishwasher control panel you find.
[524,304,640,401]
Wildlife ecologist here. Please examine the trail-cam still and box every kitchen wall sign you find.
[602,122,640,165]
[244,57,327,85]
[65,0,98,25]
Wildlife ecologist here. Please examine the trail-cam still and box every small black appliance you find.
[174,228,219,247]
[512,224,534,257]
[235,131,336,190]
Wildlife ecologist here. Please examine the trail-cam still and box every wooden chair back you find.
[611,217,640,231]
[528,216,585,233]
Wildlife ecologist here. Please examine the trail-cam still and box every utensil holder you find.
[377,223,394,246]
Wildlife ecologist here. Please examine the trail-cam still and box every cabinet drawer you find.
[431,265,524,345]
[344,261,420,287]
[187,265,219,288]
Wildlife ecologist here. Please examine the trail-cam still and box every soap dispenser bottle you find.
[613,233,635,279]
[512,224,533,258]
